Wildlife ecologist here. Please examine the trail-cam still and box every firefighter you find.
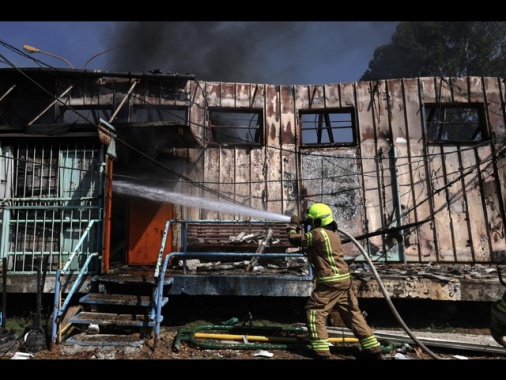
[286,203,383,360]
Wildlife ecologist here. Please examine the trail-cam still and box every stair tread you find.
[92,273,174,286]
[79,293,168,307]
[70,311,161,327]
[64,333,145,347]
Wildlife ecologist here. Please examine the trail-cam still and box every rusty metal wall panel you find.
[279,85,298,215]
[485,76,506,142]
[403,78,435,261]
[308,85,326,109]
[281,144,298,217]
[293,84,326,110]
[357,80,397,256]
[279,85,296,145]
[201,148,220,220]
[185,147,205,221]
[340,82,356,108]
[461,146,490,262]
[218,83,237,108]
[356,81,383,252]
[428,145,455,261]
[219,148,235,217]
[234,148,252,211]
[262,84,284,215]
[419,77,437,102]
[483,78,506,262]
[323,83,340,106]
[265,146,283,215]
[234,83,256,108]
[478,145,506,259]
[433,77,454,103]
[421,77,458,262]
[445,146,473,261]
[265,85,280,145]
[188,81,206,144]
[204,82,222,107]
[387,79,412,261]
[251,84,266,109]
[449,77,470,102]
[250,149,267,212]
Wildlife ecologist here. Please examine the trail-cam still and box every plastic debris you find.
[11,352,34,360]
[253,349,274,358]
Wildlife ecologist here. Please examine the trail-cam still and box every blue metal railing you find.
[50,219,99,348]
[154,219,313,279]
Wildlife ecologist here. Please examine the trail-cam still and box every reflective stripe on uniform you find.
[360,335,381,350]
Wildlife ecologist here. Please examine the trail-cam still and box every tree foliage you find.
[360,21,506,81]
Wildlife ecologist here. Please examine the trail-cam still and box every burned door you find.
[127,198,173,265]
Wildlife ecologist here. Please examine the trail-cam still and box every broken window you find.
[299,109,356,145]
[61,106,113,125]
[424,104,487,143]
[208,108,263,146]
[132,105,188,124]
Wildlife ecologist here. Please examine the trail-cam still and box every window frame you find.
[207,108,264,147]
[424,103,488,144]
[299,108,357,146]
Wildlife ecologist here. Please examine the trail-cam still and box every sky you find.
[0,21,399,85]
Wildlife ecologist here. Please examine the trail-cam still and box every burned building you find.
[1,68,505,313]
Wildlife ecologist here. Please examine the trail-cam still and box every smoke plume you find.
[104,21,306,84]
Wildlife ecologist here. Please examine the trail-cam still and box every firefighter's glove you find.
[286,224,300,234]
[490,296,506,347]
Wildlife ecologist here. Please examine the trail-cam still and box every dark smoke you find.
[104,21,306,84]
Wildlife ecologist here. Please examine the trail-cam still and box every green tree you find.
[361,21,506,81]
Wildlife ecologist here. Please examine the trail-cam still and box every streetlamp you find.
[23,45,74,69]
[23,44,120,70]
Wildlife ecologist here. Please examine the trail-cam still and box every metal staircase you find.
[50,221,175,351]
[63,268,173,349]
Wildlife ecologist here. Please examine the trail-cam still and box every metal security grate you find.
[1,139,104,273]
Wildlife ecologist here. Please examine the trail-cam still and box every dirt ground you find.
[1,323,504,361]
[1,296,506,361]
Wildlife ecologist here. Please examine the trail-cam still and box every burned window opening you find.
[299,109,356,145]
[61,106,113,125]
[132,105,188,124]
[424,104,487,144]
[208,108,263,146]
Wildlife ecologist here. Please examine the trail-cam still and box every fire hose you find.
[337,227,443,360]
[173,324,397,354]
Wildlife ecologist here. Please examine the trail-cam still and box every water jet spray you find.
[114,181,290,222]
